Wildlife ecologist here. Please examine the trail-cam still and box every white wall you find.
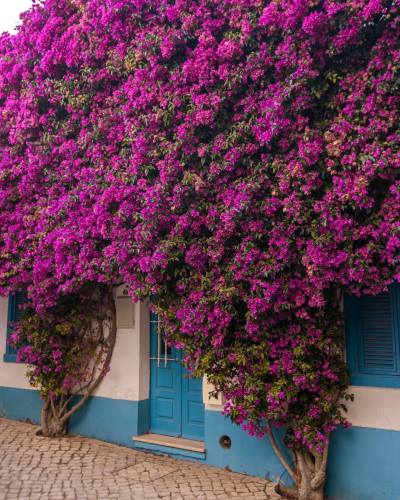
[343,385,400,431]
[0,293,150,402]
[204,385,400,431]
[93,298,150,401]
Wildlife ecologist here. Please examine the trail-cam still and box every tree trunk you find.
[294,440,330,500]
[267,422,330,500]
[40,397,67,436]
[38,396,68,437]
[296,451,325,500]
[298,483,325,500]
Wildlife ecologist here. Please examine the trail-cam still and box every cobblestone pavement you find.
[0,418,281,500]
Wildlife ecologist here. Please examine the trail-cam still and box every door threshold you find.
[132,433,206,453]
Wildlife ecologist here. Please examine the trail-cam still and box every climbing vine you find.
[8,285,117,436]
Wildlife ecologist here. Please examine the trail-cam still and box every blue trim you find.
[68,396,149,447]
[204,410,294,482]
[349,373,400,388]
[0,386,42,424]
[4,292,27,363]
[3,354,18,363]
[326,425,400,500]
[133,440,206,460]
[345,285,400,388]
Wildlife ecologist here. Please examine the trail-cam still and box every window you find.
[345,282,400,388]
[4,291,25,363]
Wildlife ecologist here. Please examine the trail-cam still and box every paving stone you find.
[0,417,281,500]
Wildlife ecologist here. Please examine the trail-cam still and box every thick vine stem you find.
[266,420,298,485]
[271,428,331,500]
[295,432,331,500]
[311,432,330,491]
[61,292,117,423]
[39,288,118,437]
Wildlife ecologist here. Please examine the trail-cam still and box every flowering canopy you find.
[0,0,400,495]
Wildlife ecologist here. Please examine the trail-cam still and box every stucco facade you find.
[1,292,399,500]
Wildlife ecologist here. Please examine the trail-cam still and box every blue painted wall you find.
[68,395,149,448]
[205,415,400,499]
[132,409,294,484]
[0,386,42,425]
[204,410,293,484]
[0,386,149,448]
[326,426,400,500]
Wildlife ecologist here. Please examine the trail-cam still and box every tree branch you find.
[59,293,117,424]
[50,398,58,421]
[266,420,298,485]
[311,431,330,491]
[41,398,50,435]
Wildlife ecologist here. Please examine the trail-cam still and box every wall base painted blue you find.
[68,395,149,448]
[3,386,400,500]
[132,411,294,483]
[204,410,293,483]
[326,426,400,500]
[0,386,42,425]
[0,386,149,448]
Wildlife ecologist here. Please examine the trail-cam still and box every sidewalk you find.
[0,418,281,500]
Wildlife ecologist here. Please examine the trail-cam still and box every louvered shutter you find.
[358,286,398,374]
[6,292,25,356]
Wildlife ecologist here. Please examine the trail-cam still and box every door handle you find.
[150,355,179,366]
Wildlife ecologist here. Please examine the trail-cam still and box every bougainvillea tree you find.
[1,0,400,498]
[0,0,135,433]
[10,286,116,436]
[102,0,399,498]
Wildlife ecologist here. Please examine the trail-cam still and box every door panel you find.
[156,397,175,419]
[156,368,174,389]
[188,401,205,424]
[181,368,205,440]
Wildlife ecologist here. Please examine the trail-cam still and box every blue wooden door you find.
[150,309,182,437]
[150,310,205,440]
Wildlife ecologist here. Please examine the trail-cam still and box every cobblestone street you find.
[0,418,281,500]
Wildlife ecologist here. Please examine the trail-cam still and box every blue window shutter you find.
[357,284,399,375]
[6,291,25,356]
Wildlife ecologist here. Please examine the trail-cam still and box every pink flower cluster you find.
[1,0,399,452]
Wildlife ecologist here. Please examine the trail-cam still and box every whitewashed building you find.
[1,285,400,499]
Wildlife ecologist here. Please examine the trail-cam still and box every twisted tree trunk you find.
[40,395,68,436]
[267,420,330,500]
[295,446,328,500]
